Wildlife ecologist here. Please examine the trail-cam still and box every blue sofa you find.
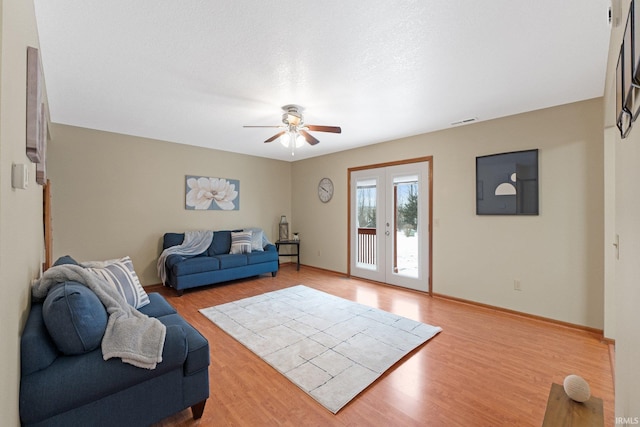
[20,291,210,427]
[162,230,279,295]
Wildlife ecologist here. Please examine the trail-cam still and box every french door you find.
[349,159,431,292]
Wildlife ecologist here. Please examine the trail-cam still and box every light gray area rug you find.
[200,285,442,413]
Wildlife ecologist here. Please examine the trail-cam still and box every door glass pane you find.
[356,178,377,269]
[393,175,419,278]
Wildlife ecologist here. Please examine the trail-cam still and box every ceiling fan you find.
[243,104,341,148]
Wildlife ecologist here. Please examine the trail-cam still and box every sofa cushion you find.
[246,250,278,265]
[215,254,248,269]
[172,257,220,276]
[43,282,108,355]
[86,256,150,309]
[208,230,232,256]
[230,231,252,254]
[137,292,178,318]
[53,255,80,266]
[163,232,185,250]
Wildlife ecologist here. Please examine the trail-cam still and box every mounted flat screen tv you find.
[623,4,635,118]
[618,43,633,138]
[476,149,538,215]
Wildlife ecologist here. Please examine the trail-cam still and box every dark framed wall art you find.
[617,0,640,138]
[476,149,539,215]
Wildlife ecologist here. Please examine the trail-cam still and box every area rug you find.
[199,285,442,413]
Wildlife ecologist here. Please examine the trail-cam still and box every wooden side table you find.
[542,383,603,427]
[275,240,300,271]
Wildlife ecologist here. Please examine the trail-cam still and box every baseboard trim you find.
[432,292,604,337]
[297,263,347,277]
[608,342,615,388]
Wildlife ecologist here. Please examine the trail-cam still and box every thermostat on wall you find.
[12,163,29,189]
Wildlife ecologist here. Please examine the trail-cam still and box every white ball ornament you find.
[563,375,591,402]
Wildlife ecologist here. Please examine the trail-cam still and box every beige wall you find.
[47,124,292,285]
[48,100,607,330]
[0,0,45,425]
[605,0,640,420]
[613,116,640,424]
[292,98,604,329]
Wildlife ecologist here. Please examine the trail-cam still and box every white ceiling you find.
[33,1,611,162]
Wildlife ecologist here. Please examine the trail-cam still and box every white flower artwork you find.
[185,175,239,210]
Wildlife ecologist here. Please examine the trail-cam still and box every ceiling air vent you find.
[450,117,478,126]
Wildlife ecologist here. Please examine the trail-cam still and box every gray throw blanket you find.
[33,264,166,369]
[157,230,214,285]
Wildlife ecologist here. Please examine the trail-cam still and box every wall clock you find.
[318,177,334,203]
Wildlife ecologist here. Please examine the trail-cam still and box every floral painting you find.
[185,175,239,211]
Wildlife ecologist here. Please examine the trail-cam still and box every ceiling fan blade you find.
[243,125,282,128]
[299,130,320,145]
[306,125,341,134]
[264,131,285,143]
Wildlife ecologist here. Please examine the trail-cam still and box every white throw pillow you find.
[248,229,264,252]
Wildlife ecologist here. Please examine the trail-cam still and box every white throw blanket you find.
[32,264,166,369]
[157,230,214,285]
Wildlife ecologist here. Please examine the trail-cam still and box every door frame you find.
[347,156,433,294]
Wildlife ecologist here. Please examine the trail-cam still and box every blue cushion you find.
[208,231,232,255]
[163,233,185,250]
[137,293,178,318]
[53,255,79,266]
[172,257,220,276]
[215,254,248,269]
[42,282,108,355]
[246,250,278,265]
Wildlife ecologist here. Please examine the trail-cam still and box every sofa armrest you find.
[166,254,186,269]
[264,244,277,252]
[161,324,189,366]
[21,303,59,377]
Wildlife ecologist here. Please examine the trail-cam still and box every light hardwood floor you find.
[151,264,614,427]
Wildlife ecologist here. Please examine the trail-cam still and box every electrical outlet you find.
[514,280,522,291]
[317,250,321,257]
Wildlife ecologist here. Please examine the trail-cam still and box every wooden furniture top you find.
[542,383,603,427]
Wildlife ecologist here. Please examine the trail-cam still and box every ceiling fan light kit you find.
[279,131,305,150]
[244,104,341,157]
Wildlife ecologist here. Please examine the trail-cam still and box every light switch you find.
[12,163,28,189]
